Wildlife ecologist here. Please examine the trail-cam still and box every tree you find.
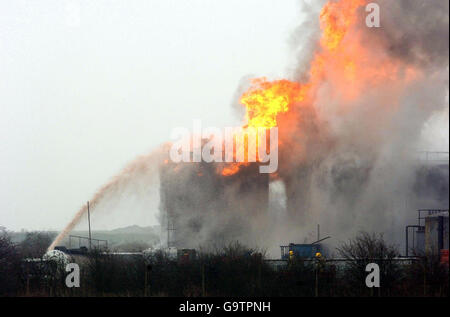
[19,231,55,258]
[337,231,402,296]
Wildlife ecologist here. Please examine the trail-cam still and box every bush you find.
[0,232,22,296]
[404,254,448,296]
[81,248,146,296]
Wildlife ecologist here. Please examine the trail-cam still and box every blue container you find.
[281,243,321,259]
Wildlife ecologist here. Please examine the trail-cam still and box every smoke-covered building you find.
[159,159,269,249]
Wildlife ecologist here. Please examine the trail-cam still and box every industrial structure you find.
[405,209,449,263]
[404,152,449,263]
[159,158,269,249]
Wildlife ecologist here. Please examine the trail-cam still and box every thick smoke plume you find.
[275,0,449,249]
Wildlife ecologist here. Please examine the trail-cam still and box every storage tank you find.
[425,212,449,256]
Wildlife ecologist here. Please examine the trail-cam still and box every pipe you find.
[311,236,331,245]
[405,225,422,257]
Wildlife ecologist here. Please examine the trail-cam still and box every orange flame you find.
[319,0,365,51]
[220,0,419,177]
[220,79,306,176]
[241,78,307,128]
[220,163,245,177]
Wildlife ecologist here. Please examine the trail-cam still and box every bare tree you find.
[337,231,402,295]
[19,231,55,258]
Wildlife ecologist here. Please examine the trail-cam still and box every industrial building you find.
[406,209,449,263]
[405,152,449,263]
[159,158,269,249]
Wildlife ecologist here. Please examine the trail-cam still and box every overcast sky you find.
[0,0,303,231]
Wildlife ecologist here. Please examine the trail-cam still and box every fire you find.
[220,164,244,177]
[309,0,368,92]
[319,0,365,51]
[220,79,306,177]
[236,0,369,132]
[240,78,306,128]
[219,78,306,176]
[220,0,418,177]
[316,0,419,98]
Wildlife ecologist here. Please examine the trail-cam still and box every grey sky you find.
[0,0,302,231]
